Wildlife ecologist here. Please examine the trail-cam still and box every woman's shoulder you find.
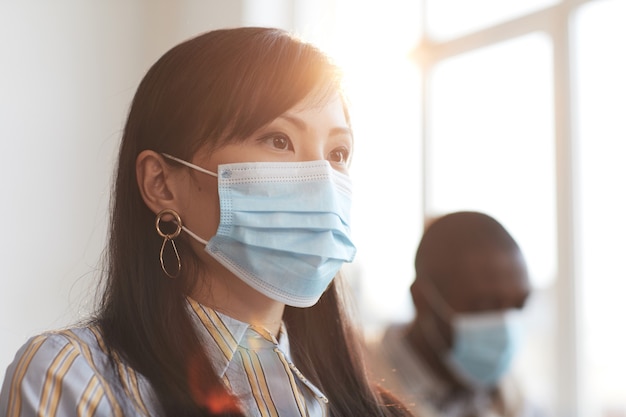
[0,324,156,417]
[24,323,106,349]
[8,324,111,375]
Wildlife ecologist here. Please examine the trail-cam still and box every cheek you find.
[441,321,454,348]
[431,312,454,348]
[208,194,221,235]
[180,180,221,239]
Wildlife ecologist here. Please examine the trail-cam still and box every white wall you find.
[0,0,247,383]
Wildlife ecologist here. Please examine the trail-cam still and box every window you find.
[575,0,626,414]
[294,1,624,414]
[429,33,556,289]
[418,0,623,415]
[425,0,560,40]
[426,31,558,415]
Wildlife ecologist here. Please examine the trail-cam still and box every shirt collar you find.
[185,296,289,377]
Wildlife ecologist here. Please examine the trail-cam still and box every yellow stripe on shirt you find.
[188,298,237,359]
[77,375,103,417]
[126,367,149,415]
[6,335,47,417]
[89,326,149,416]
[239,349,278,417]
[38,343,80,416]
[274,349,308,417]
[57,329,124,417]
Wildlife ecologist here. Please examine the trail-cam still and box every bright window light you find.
[297,0,425,332]
[426,0,560,41]
[429,32,557,290]
[575,0,626,414]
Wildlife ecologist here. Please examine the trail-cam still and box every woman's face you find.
[177,89,352,259]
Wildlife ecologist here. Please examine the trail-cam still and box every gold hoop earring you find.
[155,209,182,278]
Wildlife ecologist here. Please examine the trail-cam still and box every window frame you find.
[417,0,593,415]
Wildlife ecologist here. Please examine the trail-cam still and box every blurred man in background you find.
[369,211,544,417]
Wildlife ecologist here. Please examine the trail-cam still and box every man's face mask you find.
[418,277,523,390]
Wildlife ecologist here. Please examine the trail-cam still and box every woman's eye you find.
[262,133,293,151]
[328,147,350,164]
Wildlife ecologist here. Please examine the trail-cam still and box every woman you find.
[0,27,411,417]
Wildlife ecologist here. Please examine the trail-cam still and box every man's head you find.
[409,211,530,389]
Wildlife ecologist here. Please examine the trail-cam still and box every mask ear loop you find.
[417,275,457,352]
[155,209,183,278]
[418,275,456,321]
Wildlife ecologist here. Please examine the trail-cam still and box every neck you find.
[190,261,285,336]
[407,318,501,397]
[406,317,463,390]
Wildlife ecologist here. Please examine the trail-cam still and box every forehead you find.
[439,248,530,303]
[286,88,346,115]
[277,91,351,144]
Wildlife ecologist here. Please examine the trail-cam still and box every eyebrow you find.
[279,114,353,138]
[330,126,354,138]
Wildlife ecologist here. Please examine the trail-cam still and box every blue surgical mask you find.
[162,154,357,307]
[419,278,522,389]
[444,310,521,389]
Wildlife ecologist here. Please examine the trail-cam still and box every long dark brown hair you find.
[97,27,411,417]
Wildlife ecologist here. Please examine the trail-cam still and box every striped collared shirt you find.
[0,298,328,417]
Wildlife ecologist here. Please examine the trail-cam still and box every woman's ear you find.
[136,150,180,215]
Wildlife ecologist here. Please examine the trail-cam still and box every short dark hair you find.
[414,211,521,284]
